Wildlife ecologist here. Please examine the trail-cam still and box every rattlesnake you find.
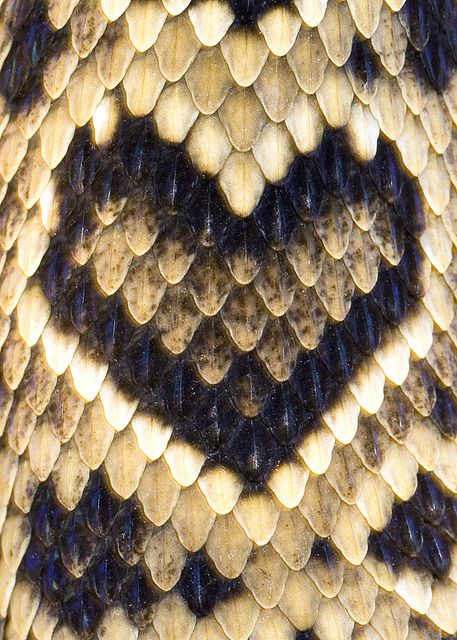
[0,1,456,639]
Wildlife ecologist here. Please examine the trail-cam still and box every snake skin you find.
[0,0,457,639]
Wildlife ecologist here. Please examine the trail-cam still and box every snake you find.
[0,0,456,639]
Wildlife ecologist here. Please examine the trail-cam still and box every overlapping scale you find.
[0,0,456,639]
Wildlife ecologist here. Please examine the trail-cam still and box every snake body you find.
[0,0,457,639]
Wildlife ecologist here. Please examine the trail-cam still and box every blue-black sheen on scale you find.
[0,0,68,108]
[369,474,457,580]
[399,0,457,91]
[18,470,244,633]
[178,551,241,617]
[227,0,290,23]
[296,632,318,640]
[32,107,457,486]
[17,469,457,634]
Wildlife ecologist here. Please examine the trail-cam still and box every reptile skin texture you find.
[0,0,457,639]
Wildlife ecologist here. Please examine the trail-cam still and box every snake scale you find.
[0,0,457,638]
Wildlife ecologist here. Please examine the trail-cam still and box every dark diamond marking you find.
[31,111,428,484]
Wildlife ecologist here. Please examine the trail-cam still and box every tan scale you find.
[153,81,199,145]
[346,0,383,38]
[186,48,232,115]
[345,101,380,163]
[297,426,335,475]
[187,0,235,46]
[370,74,406,141]
[144,522,187,591]
[316,64,353,128]
[250,608,295,640]
[330,502,371,566]
[103,427,147,498]
[137,458,181,526]
[51,440,90,510]
[293,0,327,27]
[317,0,355,67]
[125,0,167,52]
[257,6,300,57]
[421,95,453,159]
[70,0,108,59]
[313,596,354,640]
[205,512,252,578]
[73,398,114,470]
[123,50,166,118]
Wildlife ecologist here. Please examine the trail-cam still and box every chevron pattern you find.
[0,1,457,639]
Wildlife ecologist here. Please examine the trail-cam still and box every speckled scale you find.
[112,500,152,566]
[120,561,159,627]
[430,386,457,438]
[40,546,72,603]
[219,215,266,283]
[64,197,102,266]
[81,472,121,538]
[184,179,228,248]
[261,383,309,447]
[31,483,65,548]
[226,352,271,418]
[1,2,457,638]
[58,510,97,578]
[68,129,101,196]
[93,157,131,223]
[343,165,379,230]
